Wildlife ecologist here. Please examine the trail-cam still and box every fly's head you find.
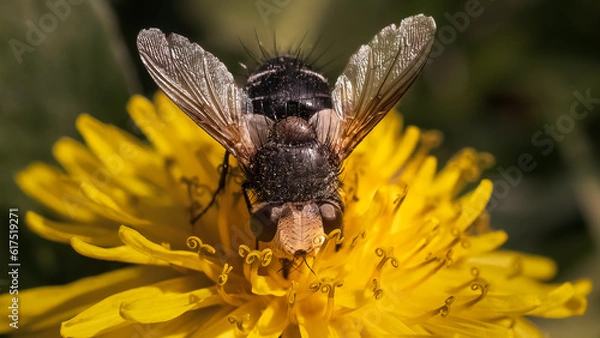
[250,201,343,259]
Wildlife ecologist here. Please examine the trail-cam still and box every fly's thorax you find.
[246,55,332,121]
[271,116,316,145]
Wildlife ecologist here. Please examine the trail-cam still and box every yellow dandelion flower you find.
[2,93,591,337]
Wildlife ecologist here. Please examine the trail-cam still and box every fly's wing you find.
[137,28,256,167]
[329,14,436,161]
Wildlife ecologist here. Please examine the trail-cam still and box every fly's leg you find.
[241,181,259,249]
[241,181,253,212]
[185,151,230,225]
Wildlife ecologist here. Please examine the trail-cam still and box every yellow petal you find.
[120,277,221,323]
[528,282,588,318]
[298,313,336,338]
[0,266,178,335]
[410,155,438,194]
[454,179,493,232]
[27,211,120,246]
[151,92,225,174]
[153,92,220,148]
[250,275,288,296]
[76,113,168,188]
[429,148,483,200]
[16,163,99,222]
[465,251,557,281]
[53,136,164,199]
[248,298,288,338]
[61,273,200,337]
[452,231,508,259]
[423,315,513,338]
[193,300,263,338]
[355,302,416,336]
[53,136,103,176]
[398,129,442,184]
[511,318,544,338]
[71,237,169,265]
[79,181,150,225]
[464,294,543,316]
[95,311,211,338]
[119,226,227,283]
[127,95,174,155]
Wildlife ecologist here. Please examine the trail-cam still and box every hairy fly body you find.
[244,56,342,257]
[136,14,437,262]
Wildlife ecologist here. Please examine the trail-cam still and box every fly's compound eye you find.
[319,203,343,234]
[312,234,326,247]
[250,205,281,242]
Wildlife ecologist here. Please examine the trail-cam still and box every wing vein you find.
[330,14,436,159]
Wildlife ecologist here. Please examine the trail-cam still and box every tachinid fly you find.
[136,14,436,261]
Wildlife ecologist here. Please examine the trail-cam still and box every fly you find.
[136,14,436,261]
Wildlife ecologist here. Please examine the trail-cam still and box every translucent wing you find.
[137,28,256,166]
[329,14,436,161]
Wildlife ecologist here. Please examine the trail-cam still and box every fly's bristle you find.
[272,30,278,57]
[239,38,261,65]
[254,28,270,60]
[239,29,335,81]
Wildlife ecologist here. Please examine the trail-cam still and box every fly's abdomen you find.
[249,143,338,203]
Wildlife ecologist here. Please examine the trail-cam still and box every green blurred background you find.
[1,0,598,336]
